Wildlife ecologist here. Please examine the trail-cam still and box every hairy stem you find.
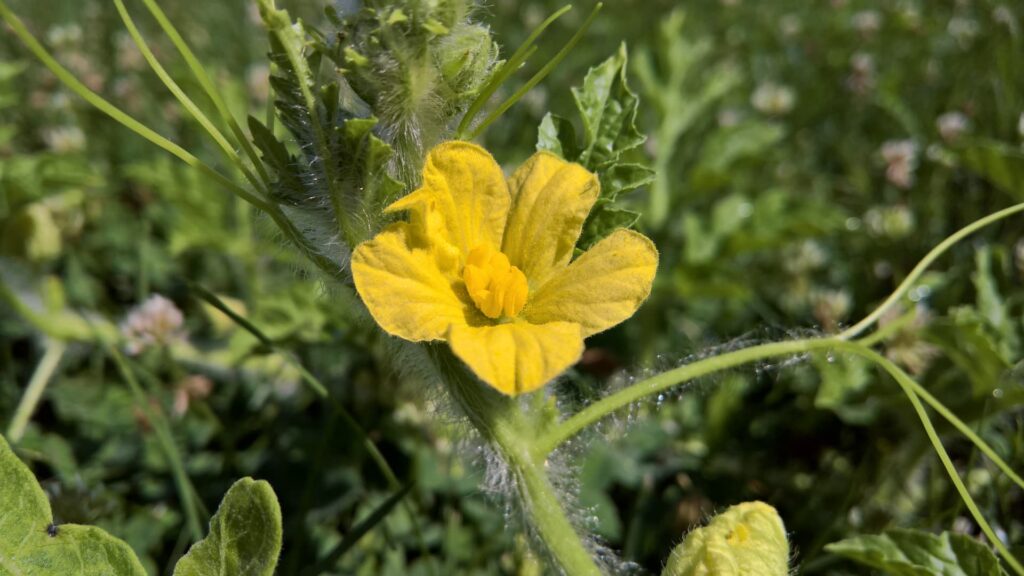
[435,348,602,576]
[6,340,66,443]
[537,338,841,455]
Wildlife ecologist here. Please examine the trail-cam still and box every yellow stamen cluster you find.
[463,245,528,319]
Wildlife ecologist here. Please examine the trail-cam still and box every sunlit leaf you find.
[0,434,147,575]
[172,478,283,576]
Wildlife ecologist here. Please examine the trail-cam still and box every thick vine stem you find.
[432,348,603,576]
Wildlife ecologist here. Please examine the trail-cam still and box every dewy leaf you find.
[172,478,283,576]
[825,528,1005,576]
[0,434,147,575]
[661,501,789,576]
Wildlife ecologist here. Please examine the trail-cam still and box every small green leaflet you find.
[173,478,283,576]
[0,434,284,575]
[0,433,147,575]
[825,528,1005,576]
[661,501,790,576]
[538,43,654,251]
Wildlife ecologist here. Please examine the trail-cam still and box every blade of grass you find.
[136,0,272,187]
[840,343,1024,576]
[113,0,266,195]
[469,3,602,140]
[0,0,339,279]
[187,283,391,485]
[98,334,206,542]
[188,283,433,567]
[456,4,572,138]
[6,339,66,443]
[0,0,267,210]
[305,483,413,575]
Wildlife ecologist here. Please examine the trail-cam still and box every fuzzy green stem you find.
[495,423,602,576]
[434,348,601,576]
[537,338,840,455]
[6,340,66,443]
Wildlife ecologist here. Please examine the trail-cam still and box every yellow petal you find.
[447,321,584,395]
[352,223,481,342]
[387,141,510,258]
[523,229,658,337]
[502,151,600,286]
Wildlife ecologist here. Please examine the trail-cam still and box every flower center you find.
[462,244,529,319]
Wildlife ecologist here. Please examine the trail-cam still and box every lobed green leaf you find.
[825,528,1006,576]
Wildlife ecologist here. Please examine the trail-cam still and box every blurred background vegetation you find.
[1,0,1023,574]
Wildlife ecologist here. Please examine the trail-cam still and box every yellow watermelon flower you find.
[352,142,658,395]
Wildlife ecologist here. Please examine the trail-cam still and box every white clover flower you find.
[45,24,81,48]
[811,289,852,332]
[936,111,970,143]
[173,375,213,417]
[42,126,85,154]
[120,294,188,355]
[779,14,802,37]
[992,5,1016,28]
[115,32,144,72]
[851,10,882,35]
[948,17,980,45]
[751,82,796,115]
[847,52,876,96]
[1018,112,1024,139]
[880,140,919,189]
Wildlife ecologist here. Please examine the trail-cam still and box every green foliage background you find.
[1,0,1023,574]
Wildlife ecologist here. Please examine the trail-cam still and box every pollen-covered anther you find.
[463,244,529,319]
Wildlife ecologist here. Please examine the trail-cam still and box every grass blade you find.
[136,0,272,187]
[469,3,602,140]
[113,0,266,195]
[305,483,413,575]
